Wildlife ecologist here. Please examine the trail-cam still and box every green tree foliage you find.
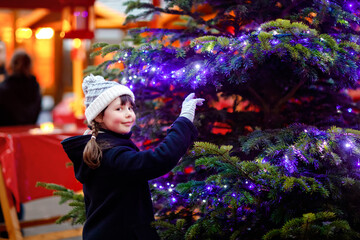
[36,182,85,225]
[150,125,360,239]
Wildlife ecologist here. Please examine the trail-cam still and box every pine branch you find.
[36,182,85,225]
[276,78,306,110]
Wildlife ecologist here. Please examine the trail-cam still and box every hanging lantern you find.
[60,0,95,39]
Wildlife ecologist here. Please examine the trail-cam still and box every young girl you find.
[61,74,204,240]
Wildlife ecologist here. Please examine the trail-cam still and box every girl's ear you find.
[95,114,103,123]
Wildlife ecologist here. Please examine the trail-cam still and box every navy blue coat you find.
[61,117,198,240]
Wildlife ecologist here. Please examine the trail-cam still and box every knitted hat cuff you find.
[85,85,135,123]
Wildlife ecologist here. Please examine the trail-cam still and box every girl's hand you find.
[179,93,205,122]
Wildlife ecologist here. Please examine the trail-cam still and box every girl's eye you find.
[116,107,123,111]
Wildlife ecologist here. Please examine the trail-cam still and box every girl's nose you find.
[125,109,132,117]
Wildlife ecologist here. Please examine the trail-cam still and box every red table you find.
[0,125,84,209]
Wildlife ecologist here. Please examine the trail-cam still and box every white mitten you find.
[179,93,205,122]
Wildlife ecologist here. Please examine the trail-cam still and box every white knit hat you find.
[82,74,135,123]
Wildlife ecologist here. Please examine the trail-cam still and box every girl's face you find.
[95,97,136,134]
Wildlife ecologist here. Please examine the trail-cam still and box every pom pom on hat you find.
[82,74,135,123]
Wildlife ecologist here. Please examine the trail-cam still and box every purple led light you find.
[271,39,280,45]
[283,155,296,173]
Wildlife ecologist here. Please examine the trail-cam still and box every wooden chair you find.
[0,163,82,240]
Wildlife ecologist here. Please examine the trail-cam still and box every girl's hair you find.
[119,94,135,108]
[83,94,135,169]
[83,120,102,169]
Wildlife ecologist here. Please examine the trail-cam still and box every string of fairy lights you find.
[97,0,360,212]
[147,125,360,209]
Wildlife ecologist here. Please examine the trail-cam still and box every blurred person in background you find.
[0,49,39,236]
[0,49,42,126]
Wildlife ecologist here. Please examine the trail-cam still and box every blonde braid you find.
[83,120,102,169]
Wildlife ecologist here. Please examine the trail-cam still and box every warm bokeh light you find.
[35,27,54,39]
[33,35,54,89]
[62,19,71,32]
[72,38,82,48]
[40,122,54,133]
[2,27,13,43]
[16,28,32,40]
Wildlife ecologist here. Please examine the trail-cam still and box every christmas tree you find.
[42,0,360,239]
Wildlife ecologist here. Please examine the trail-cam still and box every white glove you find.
[179,93,205,122]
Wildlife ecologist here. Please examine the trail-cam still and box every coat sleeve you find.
[103,117,198,180]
